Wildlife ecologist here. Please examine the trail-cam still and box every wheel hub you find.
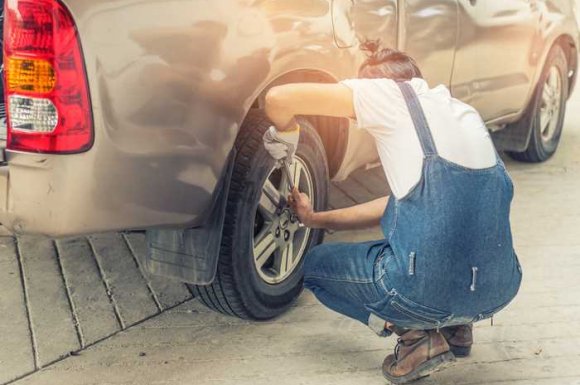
[278,210,292,230]
[272,209,299,244]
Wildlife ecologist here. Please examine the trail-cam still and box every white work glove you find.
[262,125,300,166]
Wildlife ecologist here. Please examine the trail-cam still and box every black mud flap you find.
[491,112,534,153]
[491,81,539,153]
[145,151,235,285]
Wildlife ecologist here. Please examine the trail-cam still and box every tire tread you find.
[190,110,272,320]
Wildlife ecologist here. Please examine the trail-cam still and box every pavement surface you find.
[0,233,193,384]
[2,84,580,385]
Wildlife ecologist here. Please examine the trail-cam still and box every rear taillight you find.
[3,0,93,153]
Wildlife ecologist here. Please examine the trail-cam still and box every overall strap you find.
[397,81,438,157]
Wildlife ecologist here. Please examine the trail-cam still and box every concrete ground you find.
[2,87,580,385]
[0,233,194,384]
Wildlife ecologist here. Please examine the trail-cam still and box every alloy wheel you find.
[539,66,563,143]
[252,156,314,285]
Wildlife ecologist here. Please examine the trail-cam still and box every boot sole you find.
[449,345,471,358]
[383,351,456,384]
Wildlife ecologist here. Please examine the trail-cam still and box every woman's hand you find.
[288,188,316,228]
[288,188,389,231]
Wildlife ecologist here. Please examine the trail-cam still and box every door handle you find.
[469,0,477,5]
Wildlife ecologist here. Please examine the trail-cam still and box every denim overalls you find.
[303,81,522,335]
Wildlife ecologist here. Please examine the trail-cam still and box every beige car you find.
[0,0,578,319]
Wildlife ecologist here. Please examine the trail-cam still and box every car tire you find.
[190,109,329,320]
[507,44,569,163]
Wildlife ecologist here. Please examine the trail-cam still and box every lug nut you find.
[275,228,281,237]
[284,230,290,241]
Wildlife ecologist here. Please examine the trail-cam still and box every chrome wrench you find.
[282,160,295,191]
[281,157,304,227]
[281,140,296,191]
[262,159,294,211]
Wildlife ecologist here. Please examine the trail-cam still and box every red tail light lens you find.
[3,0,93,153]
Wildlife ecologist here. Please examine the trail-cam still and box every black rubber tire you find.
[190,110,329,320]
[507,44,569,163]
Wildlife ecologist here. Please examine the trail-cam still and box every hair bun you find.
[360,39,382,63]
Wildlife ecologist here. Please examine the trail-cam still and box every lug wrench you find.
[281,142,296,191]
[282,161,295,191]
[261,159,294,211]
[281,157,304,227]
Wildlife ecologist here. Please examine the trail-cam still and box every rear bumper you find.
[0,149,212,237]
[0,146,233,237]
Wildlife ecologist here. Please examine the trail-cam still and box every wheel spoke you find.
[540,112,550,133]
[553,77,561,97]
[549,69,558,89]
[262,179,281,208]
[258,193,277,220]
[292,161,303,191]
[542,86,552,103]
[279,162,296,194]
[279,241,294,276]
[254,231,277,268]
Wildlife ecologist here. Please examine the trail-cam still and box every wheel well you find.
[254,70,349,178]
[555,34,578,98]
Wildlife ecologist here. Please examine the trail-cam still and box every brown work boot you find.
[382,330,456,384]
[441,324,473,357]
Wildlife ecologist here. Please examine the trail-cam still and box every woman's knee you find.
[304,241,361,278]
[303,244,327,279]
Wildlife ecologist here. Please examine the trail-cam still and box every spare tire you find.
[190,109,329,320]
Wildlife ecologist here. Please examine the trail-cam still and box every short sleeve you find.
[339,78,402,134]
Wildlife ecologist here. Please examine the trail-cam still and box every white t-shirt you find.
[340,78,497,199]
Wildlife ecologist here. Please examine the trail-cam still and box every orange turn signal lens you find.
[7,57,56,94]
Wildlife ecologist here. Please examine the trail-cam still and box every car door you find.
[335,0,459,87]
[330,0,458,180]
[400,0,459,87]
[332,0,398,51]
[451,0,541,121]
[330,0,399,181]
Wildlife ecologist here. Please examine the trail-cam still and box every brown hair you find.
[358,41,423,81]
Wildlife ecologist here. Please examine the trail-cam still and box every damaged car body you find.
[0,0,577,319]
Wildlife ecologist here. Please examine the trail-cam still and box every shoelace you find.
[394,338,403,361]
[393,335,425,362]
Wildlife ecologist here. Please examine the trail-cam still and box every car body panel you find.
[454,0,579,122]
[1,0,353,236]
[332,0,460,182]
[0,0,578,236]
[400,0,459,87]
[453,0,544,120]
